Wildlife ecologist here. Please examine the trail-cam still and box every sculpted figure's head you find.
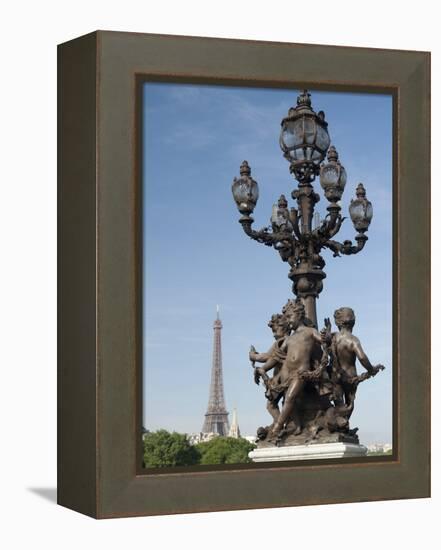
[282,299,306,331]
[268,313,290,340]
[334,307,356,330]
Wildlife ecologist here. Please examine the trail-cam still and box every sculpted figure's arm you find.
[249,349,271,363]
[250,340,286,370]
[352,337,385,375]
[258,356,281,374]
[250,343,283,385]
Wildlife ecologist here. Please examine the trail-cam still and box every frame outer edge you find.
[397,51,431,497]
[57,31,99,518]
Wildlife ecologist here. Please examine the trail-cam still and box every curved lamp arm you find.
[239,217,296,248]
[325,233,368,257]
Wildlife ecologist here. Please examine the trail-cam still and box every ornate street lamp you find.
[231,90,373,327]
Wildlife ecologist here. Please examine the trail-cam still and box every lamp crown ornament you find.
[326,145,339,163]
[297,89,312,108]
[239,159,251,176]
[356,182,366,198]
[278,194,288,208]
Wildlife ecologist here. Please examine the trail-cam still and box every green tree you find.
[196,437,255,465]
[143,430,201,468]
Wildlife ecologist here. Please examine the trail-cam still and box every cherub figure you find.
[252,299,337,443]
[266,299,326,440]
[250,313,290,426]
[323,307,385,417]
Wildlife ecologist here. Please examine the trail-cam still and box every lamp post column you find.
[288,182,324,327]
[289,257,325,328]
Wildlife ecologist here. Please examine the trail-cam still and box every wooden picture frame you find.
[58,31,430,518]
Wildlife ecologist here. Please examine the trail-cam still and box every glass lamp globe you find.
[231,160,259,215]
[349,183,373,232]
[279,90,331,182]
[319,145,347,203]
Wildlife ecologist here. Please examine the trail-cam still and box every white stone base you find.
[249,442,368,462]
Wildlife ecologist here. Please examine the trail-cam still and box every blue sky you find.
[142,83,393,446]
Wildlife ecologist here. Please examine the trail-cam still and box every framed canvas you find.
[58,31,430,518]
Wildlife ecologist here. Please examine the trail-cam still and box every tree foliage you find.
[195,436,255,465]
[142,431,256,467]
[143,430,200,468]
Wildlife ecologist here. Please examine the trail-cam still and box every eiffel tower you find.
[202,306,230,435]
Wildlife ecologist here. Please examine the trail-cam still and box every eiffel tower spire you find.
[202,307,229,435]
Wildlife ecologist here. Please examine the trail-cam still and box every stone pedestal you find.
[249,442,367,462]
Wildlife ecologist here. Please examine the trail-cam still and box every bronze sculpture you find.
[325,307,385,418]
[232,90,385,448]
[251,301,384,446]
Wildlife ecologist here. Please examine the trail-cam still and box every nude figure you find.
[249,313,290,425]
[325,307,385,417]
[267,299,325,440]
